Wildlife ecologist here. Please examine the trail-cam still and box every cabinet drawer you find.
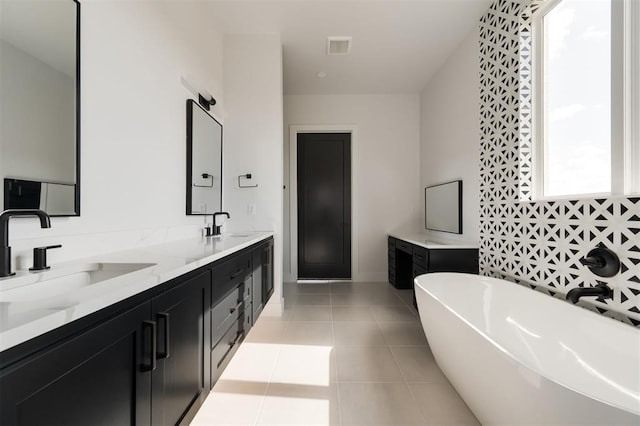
[413,247,427,268]
[212,283,249,347]
[413,264,427,279]
[212,251,252,304]
[211,317,243,376]
[243,303,252,332]
[396,240,412,254]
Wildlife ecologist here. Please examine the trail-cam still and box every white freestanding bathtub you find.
[414,273,640,425]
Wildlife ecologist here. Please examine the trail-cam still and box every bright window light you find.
[540,0,612,197]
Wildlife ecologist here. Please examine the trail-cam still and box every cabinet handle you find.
[229,331,243,348]
[230,268,244,279]
[141,320,157,372]
[157,312,170,359]
[229,301,243,314]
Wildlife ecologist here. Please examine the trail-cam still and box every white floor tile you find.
[191,381,267,425]
[192,281,469,425]
[257,383,340,425]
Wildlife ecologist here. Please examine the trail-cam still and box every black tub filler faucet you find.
[566,244,620,304]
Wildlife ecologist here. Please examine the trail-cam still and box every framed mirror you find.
[0,0,80,216]
[186,99,223,215]
[425,180,463,234]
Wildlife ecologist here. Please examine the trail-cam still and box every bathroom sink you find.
[0,262,156,303]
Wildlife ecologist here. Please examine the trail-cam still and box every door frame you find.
[289,125,358,282]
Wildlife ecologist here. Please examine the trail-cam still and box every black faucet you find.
[566,283,613,304]
[210,212,230,236]
[0,209,51,277]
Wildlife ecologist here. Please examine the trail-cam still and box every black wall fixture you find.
[198,94,216,111]
[238,174,258,188]
[580,244,621,278]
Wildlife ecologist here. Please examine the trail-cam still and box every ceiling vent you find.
[327,36,352,55]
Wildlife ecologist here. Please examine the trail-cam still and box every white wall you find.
[420,27,480,243]
[223,34,284,314]
[6,1,225,266]
[284,94,421,282]
[1,40,76,186]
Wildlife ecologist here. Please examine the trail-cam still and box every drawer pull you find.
[230,268,244,279]
[229,301,243,314]
[157,312,170,359]
[141,320,157,372]
[229,331,242,348]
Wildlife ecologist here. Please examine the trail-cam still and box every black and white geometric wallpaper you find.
[479,0,640,326]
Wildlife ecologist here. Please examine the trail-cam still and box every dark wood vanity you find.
[0,237,274,426]
[388,235,478,304]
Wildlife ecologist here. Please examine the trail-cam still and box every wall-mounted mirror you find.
[186,99,222,215]
[0,0,80,216]
[425,180,463,234]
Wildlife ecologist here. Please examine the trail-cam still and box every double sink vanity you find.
[0,232,274,425]
[1,1,274,424]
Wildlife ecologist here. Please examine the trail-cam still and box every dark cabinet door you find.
[252,247,264,321]
[151,270,210,426]
[262,239,274,304]
[0,302,153,426]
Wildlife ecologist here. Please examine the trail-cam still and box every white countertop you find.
[389,232,478,250]
[0,232,273,353]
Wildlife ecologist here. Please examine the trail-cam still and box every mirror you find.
[425,180,463,234]
[186,99,222,215]
[0,0,80,216]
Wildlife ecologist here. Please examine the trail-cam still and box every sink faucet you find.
[0,209,51,277]
[211,212,230,236]
[566,283,613,304]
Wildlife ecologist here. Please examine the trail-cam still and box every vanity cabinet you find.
[0,236,274,426]
[209,238,274,384]
[252,238,274,321]
[151,270,211,425]
[388,236,478,293]
[0,302,153,425]
[211,252,253,383]
[0,269,210,426]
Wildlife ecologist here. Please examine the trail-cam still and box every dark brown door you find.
[297,133,351,279]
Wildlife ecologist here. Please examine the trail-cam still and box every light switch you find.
[247,203,256,215]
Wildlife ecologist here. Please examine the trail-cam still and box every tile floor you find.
[191,282,479,425]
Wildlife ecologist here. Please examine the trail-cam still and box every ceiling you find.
[207,0,493,95]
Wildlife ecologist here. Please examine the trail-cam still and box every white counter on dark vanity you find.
[0,232,274,425]
[387,232,479,295]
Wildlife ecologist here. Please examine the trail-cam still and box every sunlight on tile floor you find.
[191,282,478,425]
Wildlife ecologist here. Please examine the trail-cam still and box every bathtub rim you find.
[414,272,640,417]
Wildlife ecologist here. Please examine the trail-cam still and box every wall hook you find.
[193,173,214,188]
[238,174,258,188]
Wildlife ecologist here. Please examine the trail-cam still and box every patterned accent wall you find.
[479,0,640,326]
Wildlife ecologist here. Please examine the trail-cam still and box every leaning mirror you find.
[0,0,80,216]
[186,99,223,215]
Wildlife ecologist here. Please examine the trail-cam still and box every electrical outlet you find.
[247,203,256,215]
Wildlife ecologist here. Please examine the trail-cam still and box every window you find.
[533,0,639,198]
